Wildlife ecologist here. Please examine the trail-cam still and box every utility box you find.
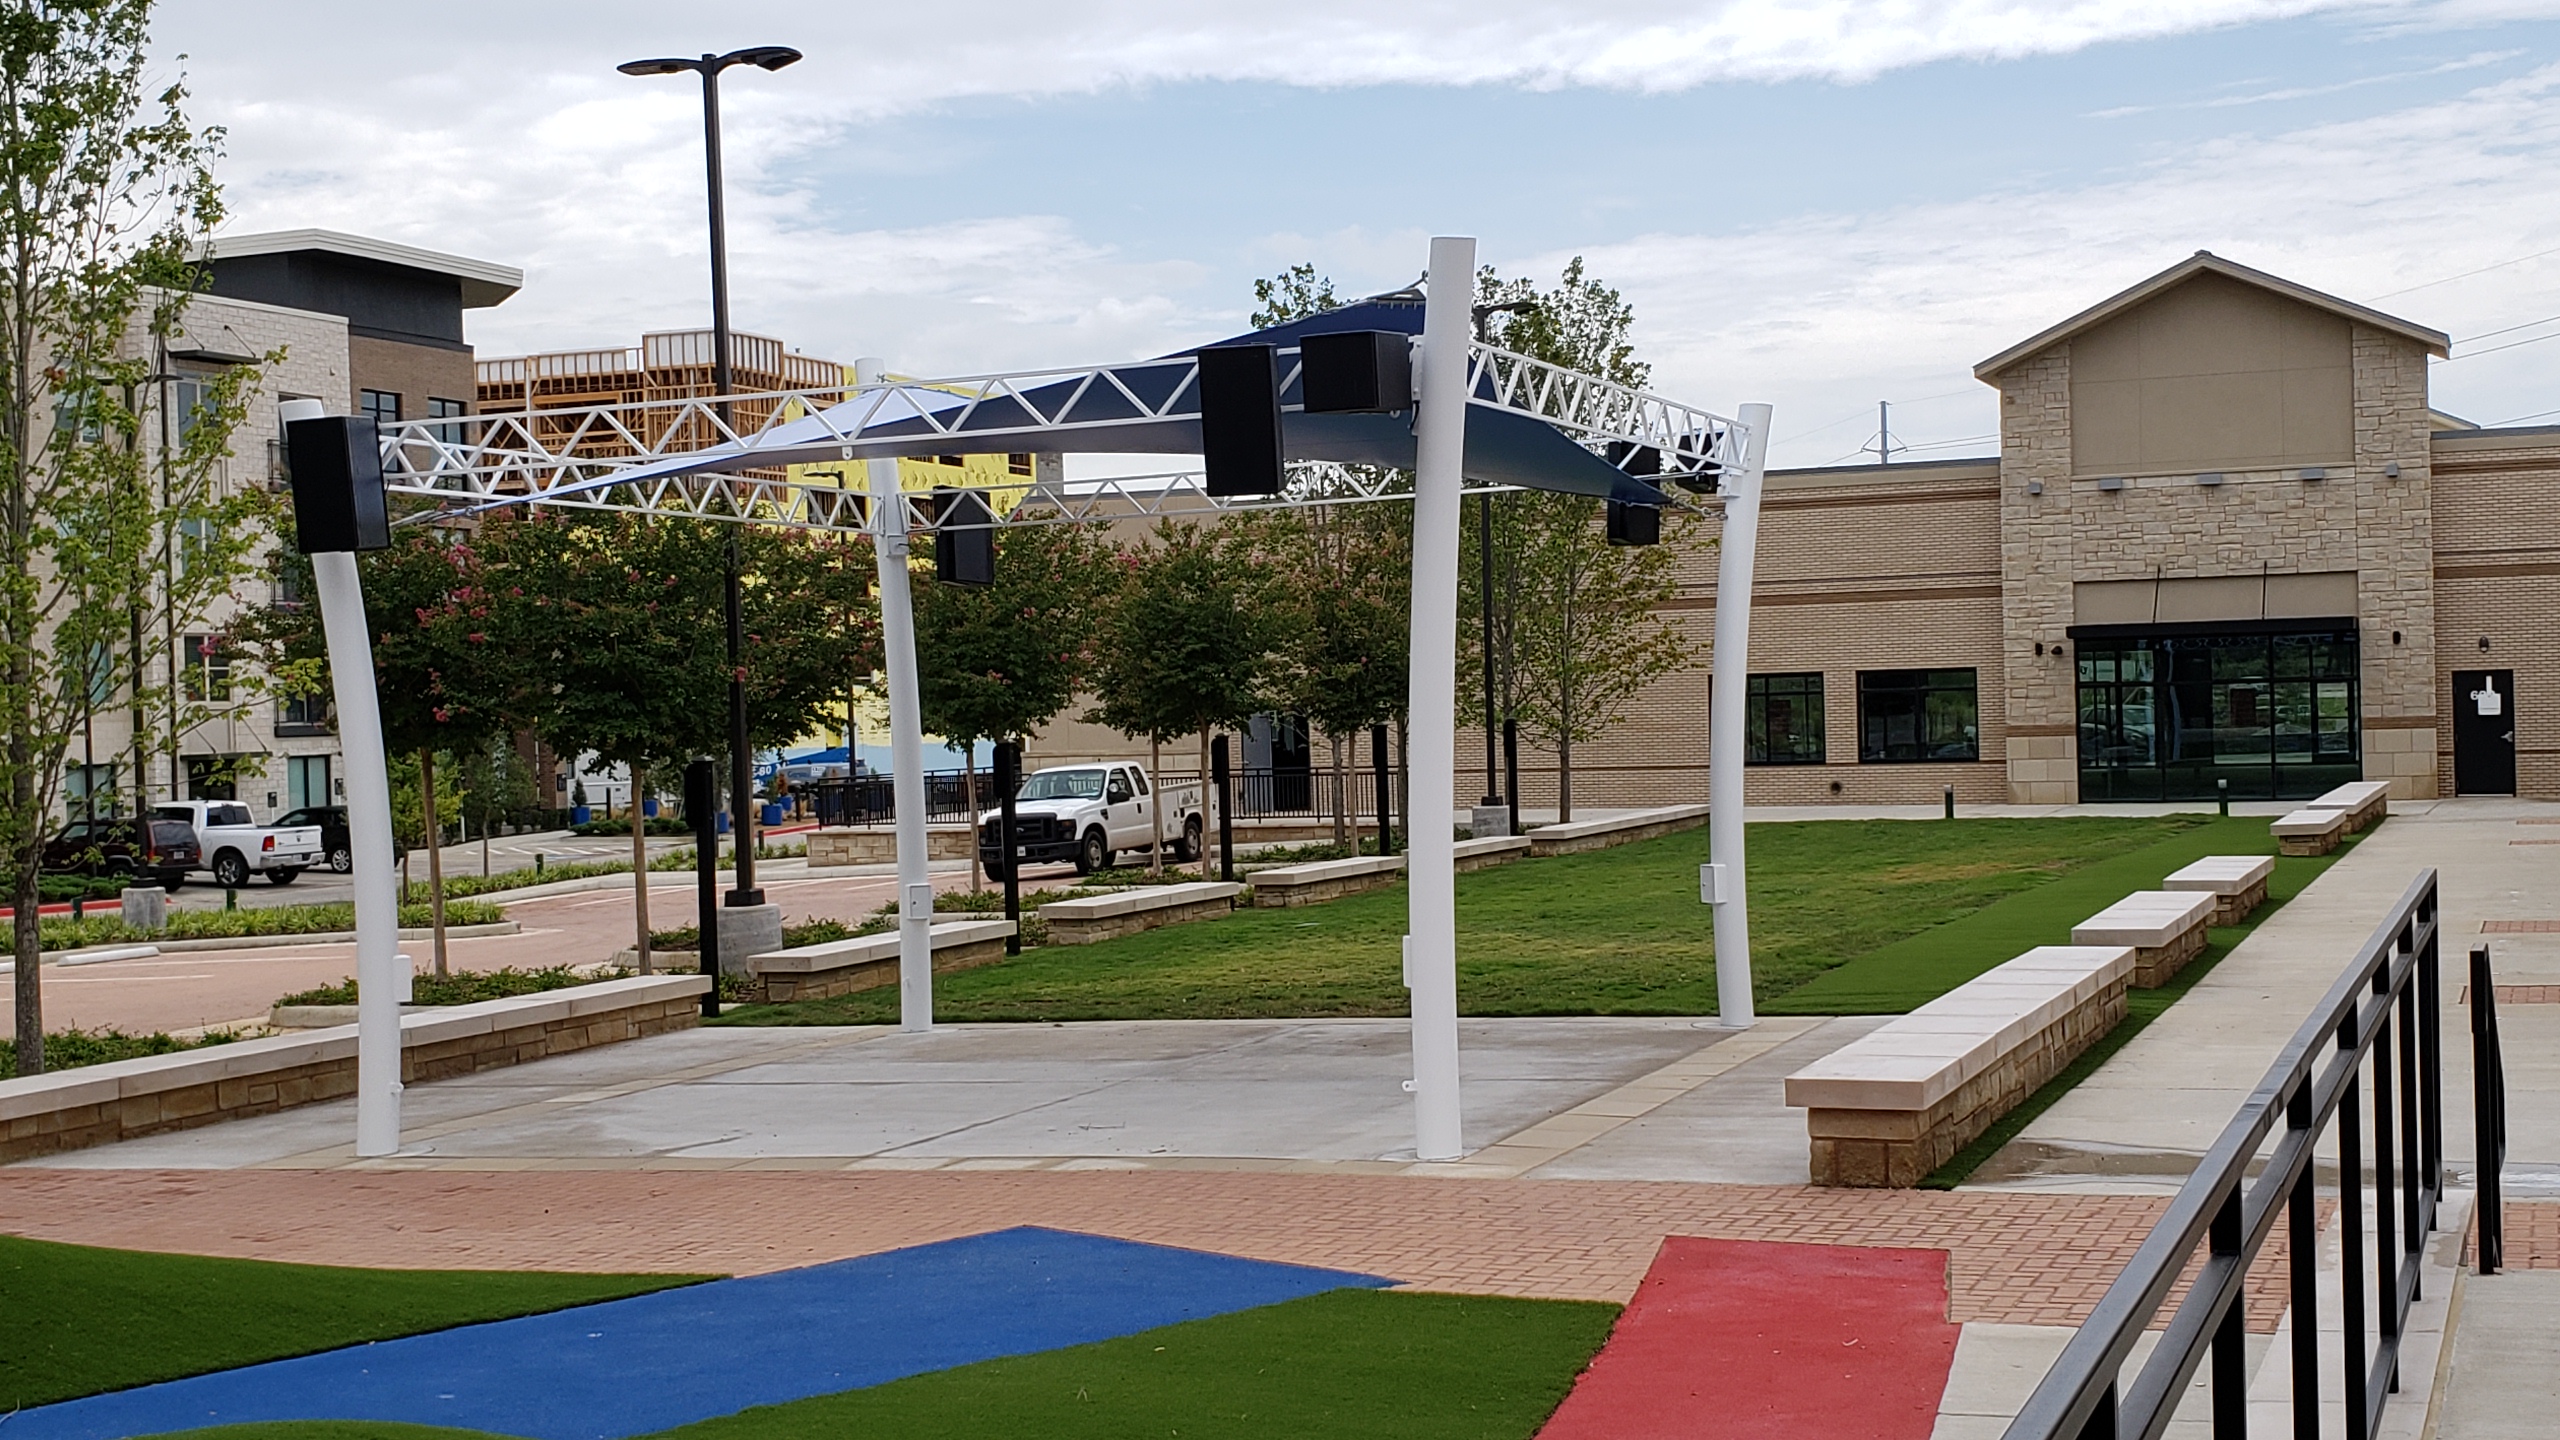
[1699,862,1729,906]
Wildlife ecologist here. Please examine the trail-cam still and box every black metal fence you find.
[801,772,985,827]
[2002,869,2501,1440]
[1158,767,1401,822]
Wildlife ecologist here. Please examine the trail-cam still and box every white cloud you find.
[152,1,2560,461]
[1560,60,2560,464]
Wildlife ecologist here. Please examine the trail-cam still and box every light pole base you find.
[712,902,783,976]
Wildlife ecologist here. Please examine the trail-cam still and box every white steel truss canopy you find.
[381,298,1749,531]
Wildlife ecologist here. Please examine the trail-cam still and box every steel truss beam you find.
[375,342,1748,533]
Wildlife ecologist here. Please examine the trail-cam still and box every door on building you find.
[287,755,333,812]
[2452,670,2516,796]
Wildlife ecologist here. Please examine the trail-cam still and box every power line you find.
[2372,244,2560,300]
[2486,404,2560,426]
[2440,327,2560,362]
[2455,313,2560,344]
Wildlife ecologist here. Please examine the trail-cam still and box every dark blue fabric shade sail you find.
[534,297,1678,508]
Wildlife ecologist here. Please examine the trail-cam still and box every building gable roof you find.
[1973,251,2449,380]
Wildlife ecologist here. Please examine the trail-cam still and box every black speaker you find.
[1298,329,1412,414]
[932,487,995,586]
[285,415,389,553]
[1197,343,1284,496]
[1605,440,1661,477]
[1606,500,1661,547]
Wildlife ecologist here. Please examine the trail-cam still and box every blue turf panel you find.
[15,1226,1390,1440]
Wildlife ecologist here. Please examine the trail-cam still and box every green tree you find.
[455,733,535,872]
[1465,258,1692,820]
[915,520,1110,879]
[1240,263,1411,841]
[1,3,265,1072]
[1085,521,1283,873]
[491,512,876,961]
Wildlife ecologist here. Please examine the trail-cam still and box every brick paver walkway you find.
[0,1168,2299,1331]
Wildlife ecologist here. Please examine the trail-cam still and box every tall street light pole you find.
[1469,299,1536,818]
[619,45,801,910]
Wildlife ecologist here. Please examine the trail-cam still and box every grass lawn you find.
[127,1289,1619,1440]
[1767,813,2308,1013]
[715,815,2203,1026]
[0,1236,702,1413]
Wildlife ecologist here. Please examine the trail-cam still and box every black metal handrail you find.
[2002,869,2454,1440]
[2471,945,2506,1276]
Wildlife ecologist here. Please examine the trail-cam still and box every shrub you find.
[276,964,619,1008]
[0,1026,243,1080]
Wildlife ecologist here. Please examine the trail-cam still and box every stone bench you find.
[2070,889,2220,987]
[1785,945,2134,1187]
[1249,854,1405,908]
[1041,882,1240,945]
[1525,803,1711,857]
[2270,807,2350,857]
[744,919,1015,1003]
[1453,834,1532,873]
[2303,779,2390,834]
[0,975,708,1165]
[2161,855,2276,926]
[806,824,975,866]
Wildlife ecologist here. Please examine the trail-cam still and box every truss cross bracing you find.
[375,340,1751,533]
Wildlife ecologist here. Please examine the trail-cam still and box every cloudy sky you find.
[163,1,2560,468]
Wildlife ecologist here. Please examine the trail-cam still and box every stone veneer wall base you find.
[1807,984,2127,1187]
[747,937,1008,1004]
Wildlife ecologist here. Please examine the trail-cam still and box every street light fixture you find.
[618,46,801,913]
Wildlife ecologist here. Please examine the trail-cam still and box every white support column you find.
[1708,402,1773,1028]
[857,357,934,1034]
[289,401,403,1155]
[1405,235,1474,1162]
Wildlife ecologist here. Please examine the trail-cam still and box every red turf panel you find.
[1537,1237,1960,1439]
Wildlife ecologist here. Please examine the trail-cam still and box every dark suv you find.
[42,818,198,891]
[275,805,353,873]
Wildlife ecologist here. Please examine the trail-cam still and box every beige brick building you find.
[1035,252,2556,810]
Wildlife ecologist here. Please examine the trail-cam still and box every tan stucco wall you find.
[2068,271,2354,478]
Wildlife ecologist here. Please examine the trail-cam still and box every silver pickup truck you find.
[153,800,324,888]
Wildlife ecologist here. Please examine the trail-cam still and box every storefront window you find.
[2076,628,2358,801]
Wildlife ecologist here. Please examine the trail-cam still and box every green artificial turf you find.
[1917,830,2359,1187]
[0,1235,705,1412]
[716,815,2200,1025]
[125,1290,1618,1440]
[1765,813,2287,1014]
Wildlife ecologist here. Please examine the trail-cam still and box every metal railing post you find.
[2472,945,2505,1275]
[2288,1082,2320,1440]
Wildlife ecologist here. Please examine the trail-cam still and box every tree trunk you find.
[630,762,652,975]
[1197,728,1212,879]
[963,747,981,894]
[1557,731,1574,823]
[1328,732,1347,846]
[1395,721,1411,850]
[14,853,43,1076]
[1148,737,1163,875]
[420,748,449,978]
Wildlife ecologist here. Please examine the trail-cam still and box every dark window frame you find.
[1857,668,1981,764]
[1744,672,1827,766]
[359,388,402,426]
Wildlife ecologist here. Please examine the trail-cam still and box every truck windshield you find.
[1018,769,1106,801]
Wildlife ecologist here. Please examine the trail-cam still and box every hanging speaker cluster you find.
[284,415,390,554]
[931,487,995,586]
[1198,344,1285,497]
[1298,329,1412,415]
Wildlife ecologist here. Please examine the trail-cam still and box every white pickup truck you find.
[153,800,324,888]
[976,763,1209,882]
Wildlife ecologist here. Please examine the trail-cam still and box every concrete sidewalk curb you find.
[36,921,520,964]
